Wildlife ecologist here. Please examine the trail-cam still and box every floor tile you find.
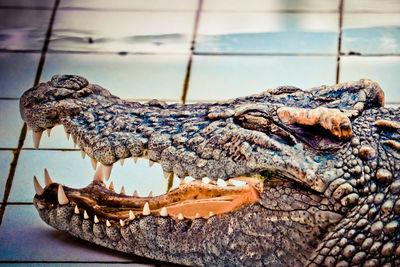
[0,100,24,149]
[203,0,339,12]
[0,205,142,262]
[187,55,336,101]
[196,12,338,54]
[344,0,400,13]
[0,9,52,50]
[340,56,400,103]
[0,52,40,98]
[0,151,13,201]
[9,150,179,202]
[59,0,198,11]
[342,13,400,55]
[49,10,195,53]
[41,53,188,101]
[0,0,54,8]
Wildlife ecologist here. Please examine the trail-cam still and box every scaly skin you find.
[20,75,399,266]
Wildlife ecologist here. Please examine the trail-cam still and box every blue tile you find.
[0,52,40,98]
[344,0,400,12]
[0,151,13,201]
[0,100,24,149]
[187,55,337,101]
[196,12,338,54]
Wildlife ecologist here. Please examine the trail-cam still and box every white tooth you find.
[73,141,77,148]
[102,164,113,181]
[129,210,135,220]
[226,179,234,186]
[26,125,30,131]
[209,211,215,217]
[46,129,51,137]
[66,132,70,141]
[120,186,125,195]
[149,160,155,167]
[84,210,89,219]
[33,176,44,196]
[109,181,114,191]
[163,171,171,179]
[106,219,111,227]
[143,202,151,216]
[133,190,138,197]
[44,168,52,187]
[32,131,43,149]
[74,205,80,214]
[94,215,99,223]
[57,184,69,205]
[195,213,201,219]
[133,157,138,163]
[208,179,217,185]
[120,219,125,227]
[37,202,46,209]
[217,179,226,186]
[119,158,125,166]
[148,191,153,197]
[178,213,184,220]
[160,207,168,217]
[93,164,103,182]
[81,150,86,159]
[180,178,186,185]
[91,158,98,170]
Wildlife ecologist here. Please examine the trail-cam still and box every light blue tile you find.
[0,52,39,98]
[340,56,400,104]
[41,53,188,101]
[50,10,195,53]
[0,0,54,8]
[187,55,337,101]
[0,151,13,201]
[344,0,400,12]
[0,9,52,50]
[342,13,400,54]
[0,205,135,261]
[196,12,338,54]
[0,100,24,149]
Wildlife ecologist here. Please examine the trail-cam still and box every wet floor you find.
[0,0,399,266]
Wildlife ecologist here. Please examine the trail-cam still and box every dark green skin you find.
[21,75,400,266]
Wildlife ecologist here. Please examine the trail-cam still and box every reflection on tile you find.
[60,0,197,11]
[0,0,54,8]
[0,52,39,98]
[203,0,339,12]
[344,0,400,13]
[9,150,176,202]
[0,205,140,262]
[0,9,52,50]
[340,56,400,103]
[342,13,400,54]
[0,100,24,148]
[50,10,195,53]
[196,12,338,53]
[0,151,13,201]
[42,53,187,100]
[187,55,336,101]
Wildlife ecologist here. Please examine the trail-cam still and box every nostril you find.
[51,74,89,90]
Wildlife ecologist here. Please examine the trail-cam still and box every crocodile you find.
[20,75,400,266]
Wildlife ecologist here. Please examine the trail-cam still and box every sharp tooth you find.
[94,215,99,223]
[46,129,51,137]
[208,179,217,185]
[143,202,151,216]
[209,211,215,217]
[226,179,234,186]
[133,157,138,164]
[32,131,43,149]
[93,164,103,182]
[44,168,52,187]
[120,186,125,194]
[148,191,153,197]
[57,184,69,205]
[73,141,77,148]
[195,213,201,219]
[81,150,86,159]
[178,213,184,220]
[160,207,168,217]
[91,158,98,170]
[106,219,111,227]
[120,219,125,227]
[84,210,89,219]
[33,176,44,196]
[129,210,135,220]
[74,205,80,214]
[133,190,138,197]
[102,164,113,181]
[180,178,186,185]
[66,132,70,141]
[108,181,114,191]
[26,125,30,131]
[163,171,171,179]
[149,160,155,167]
[120,158,125,166]
[217,179,226,186]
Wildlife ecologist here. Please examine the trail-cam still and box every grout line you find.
[0,0,60,225]
[336,0,344,84]
[180,0,203,104]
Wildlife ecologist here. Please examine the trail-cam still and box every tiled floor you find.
[0,0,399,266]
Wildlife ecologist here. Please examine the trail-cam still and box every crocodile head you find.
[20,75,399,266]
